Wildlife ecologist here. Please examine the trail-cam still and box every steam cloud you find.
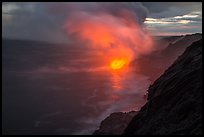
[3,2,154,64]
[55,2,154,65]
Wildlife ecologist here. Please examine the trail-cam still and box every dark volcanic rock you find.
[124,39,202,135]
[93,111,138,135]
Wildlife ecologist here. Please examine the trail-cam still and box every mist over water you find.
[2,40,150,135]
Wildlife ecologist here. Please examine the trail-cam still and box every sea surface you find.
[2,40,151,135]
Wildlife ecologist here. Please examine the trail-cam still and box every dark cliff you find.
[124,39,202,135]
[93,111,138,135]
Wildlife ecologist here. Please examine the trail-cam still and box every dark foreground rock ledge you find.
[124,39,202,135]
[93,39,202,135]
[93,111,138,135]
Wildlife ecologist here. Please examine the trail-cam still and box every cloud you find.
[46,2,148,25]
[2,2,149,43]
[2,2,69,43]
[142,3,202,36]
[2,2,202,41]
[142,2,202,18]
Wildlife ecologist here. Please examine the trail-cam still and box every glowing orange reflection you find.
[110,72,123,91]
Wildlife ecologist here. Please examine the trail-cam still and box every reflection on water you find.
[110,72,123,91]
[75,65,151,135]
[2,43,151,135]
[109,66,136,92]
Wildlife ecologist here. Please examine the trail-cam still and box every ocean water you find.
[2,40,151,135]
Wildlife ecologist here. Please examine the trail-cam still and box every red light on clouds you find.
[64,13,153,69]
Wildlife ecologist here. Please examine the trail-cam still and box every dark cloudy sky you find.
[2,2,202,43]
[142,2,202,36]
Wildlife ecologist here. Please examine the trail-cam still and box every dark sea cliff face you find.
[124,39,202,135]
[93,111,138,135]
[94,39,202,135]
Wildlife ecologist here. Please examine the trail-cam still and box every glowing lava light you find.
[110,59,127,70]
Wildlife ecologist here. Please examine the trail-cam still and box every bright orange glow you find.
[110,59,126,70]
[64,13,153,69]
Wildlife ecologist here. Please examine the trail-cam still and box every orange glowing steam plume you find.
[64,14,153,70]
